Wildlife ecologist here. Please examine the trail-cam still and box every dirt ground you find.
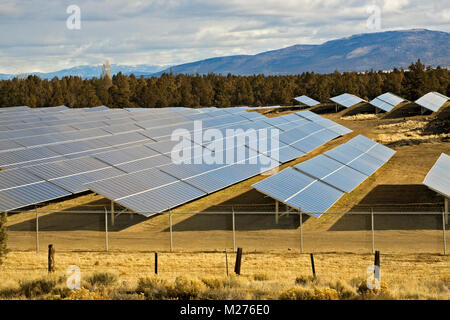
[4,107,450,255]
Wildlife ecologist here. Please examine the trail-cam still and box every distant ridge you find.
[153,29,450,76]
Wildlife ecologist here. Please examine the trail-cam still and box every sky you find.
[0,0,449,73]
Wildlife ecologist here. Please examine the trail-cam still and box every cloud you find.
[0,0,448,73]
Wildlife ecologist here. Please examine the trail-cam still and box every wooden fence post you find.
[48,244,55,273]
[310,253,316,279]
[225,249,229,276]
[234,247,243,275]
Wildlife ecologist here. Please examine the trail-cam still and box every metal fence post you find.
[299,211,303,254]
[275,200,279,224]
[111,200,115,226]
[169,210,173,253]
[443,210,447,255]
[371,208,375,254]
[232,207,236,253]
[104,208,109,252]
[35,207,39,254]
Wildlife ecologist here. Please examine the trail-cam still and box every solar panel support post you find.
[110,201,115,226]
[169,210,173,253]
[371,208,375,254]
[35,208,39,254]
[104,208,109,252]
[299,211,303,254]
[232,207,236,253]
[443,209,447,256]
[275,200,279,224]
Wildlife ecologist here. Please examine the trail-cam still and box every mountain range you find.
[1,29,448,79]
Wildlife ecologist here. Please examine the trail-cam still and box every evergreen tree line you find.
[0,60,448,109]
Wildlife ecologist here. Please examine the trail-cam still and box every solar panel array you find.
[0,106,352,214]
[252,135,395,218]
[369,92,405,112]
[415,92,450,112]
[294,95,320,107]
[330,93,367,108]
[423,153,450,198]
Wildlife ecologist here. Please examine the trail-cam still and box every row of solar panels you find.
[295,91,449,113]
[0,108,267,167]
[0,110,352,214]
[252,135,396,218]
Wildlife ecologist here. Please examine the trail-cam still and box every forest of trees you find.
[0,60,448,109]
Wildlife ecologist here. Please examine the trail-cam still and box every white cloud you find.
[0,0,448,73]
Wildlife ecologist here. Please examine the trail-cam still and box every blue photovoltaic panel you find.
[252,167,315,204]
[294,155,369,193]
[115,154,173,173]
[252,167,344,217]
[284,180,344,218]
[87,168,179,200]
[369,92,405,112]
[423,153,450,198]
[330,93,366,108]
[94,145,159,166]
[0,181,71,212]
[0,169,43,191]
[415,92,449,112]
[51,167,125,193]
[294,95,320,107]
[116,181,206,217]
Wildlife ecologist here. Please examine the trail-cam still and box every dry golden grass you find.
[0,250,448,300]
[340,114,379,121]
[376,120,450,145]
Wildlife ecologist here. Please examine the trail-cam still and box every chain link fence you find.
[4,206,448,255]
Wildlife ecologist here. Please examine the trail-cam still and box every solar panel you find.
[415,92,449,112]
[423,153,450,198]
[369,92,405,112]
[330,93,366,108]
[252,167,344,217]
[294,155,369,193]
[0,169,43,191]
[294,95,320,107]
[116,181,206,217]
[115,154,173,173]
[94,145,159,166]
[0,181,71,212]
